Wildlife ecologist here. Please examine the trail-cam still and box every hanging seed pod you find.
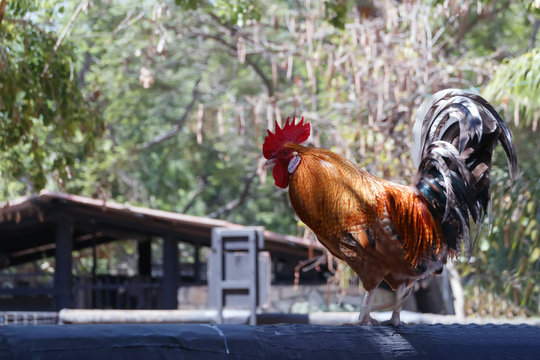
[287,14,296,34]
[255,96,264,123]
[196,104,204,144]
[157,35,166,55]
[286,53,293,79]
[354,71,361,98]
[383,64,390,100]
[253,22,260,45]
[513,98,520,127]
[306,16,314,47]
[217,108,224,136]
[237,36,246,64]
[237,106,245,135]
[306,59,316,93]
[257,157,267,185]
[274,101,282,126]
[325,51,334,81]
[532,109,538,132]
[271,58,278,89]
[266,103,274,130]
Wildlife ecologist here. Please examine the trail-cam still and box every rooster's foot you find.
[343,316,380,326]
[380,318,406,327]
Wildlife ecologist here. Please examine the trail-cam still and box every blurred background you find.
[0,0,538,321]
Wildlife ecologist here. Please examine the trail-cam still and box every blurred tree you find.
[0,0,102,198]
[463,46,540,315]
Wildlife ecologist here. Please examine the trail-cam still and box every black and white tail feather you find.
[412,89,519,258]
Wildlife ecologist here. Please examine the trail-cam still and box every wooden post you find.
[160,234,178,309]
[91,234,97,308]
[54,221,73,310]
[194,241,201,284]
[138,238,152,277]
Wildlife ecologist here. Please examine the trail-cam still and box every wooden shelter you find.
[0,191,323,311]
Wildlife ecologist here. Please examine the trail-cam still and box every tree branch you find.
[191,17,274,97]
[41,0,88,77]
[438,1,511,53]
[181,176,208,213]
[138,77,201,151]
[529,17,540,50]
[208,168,258,219]
[461,1,510,40]
[244,53,275,98]
[77,49,93,87]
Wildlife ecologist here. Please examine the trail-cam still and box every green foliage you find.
[6,0,41,16]
[458,125,540,314]
[471,44,540,314]
[484,49,540,129]
[324,0,349,29]
[50,0,298,234]
[175,0,261,25]
[175,0,201,11]
[0,0,101,197]
[430,1,534,57]
[213,0,261,25]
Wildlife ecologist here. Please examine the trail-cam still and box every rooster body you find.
[286,144,443,291]
[263,90,518,325]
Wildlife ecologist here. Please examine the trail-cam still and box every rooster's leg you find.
[383,283,410,326]
[357,289,378,325]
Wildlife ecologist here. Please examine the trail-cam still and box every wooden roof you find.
[0,191,323,268]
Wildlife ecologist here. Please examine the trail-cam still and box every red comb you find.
[263,116,310,159]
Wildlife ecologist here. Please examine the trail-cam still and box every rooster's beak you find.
[264,158,276,168]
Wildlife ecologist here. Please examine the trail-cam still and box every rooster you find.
[263,89,518,326]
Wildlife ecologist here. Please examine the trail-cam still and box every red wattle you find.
[273,162,290,188]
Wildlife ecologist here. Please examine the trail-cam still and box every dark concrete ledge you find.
[0,323,539,359]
